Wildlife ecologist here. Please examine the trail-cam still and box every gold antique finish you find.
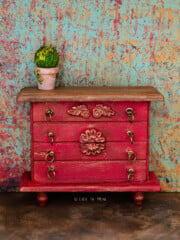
[45,151,55,163]
[128,168,134,182]
[80,129,106,156]
[48,132,54,145]
[92,104,115,118]
[81,143,105,156]
[127,151,137,162]
[67,105,90,119]
[127,130,134,144]
[47,165,56,179]
[45,108,54,121]
[126,108,134,123]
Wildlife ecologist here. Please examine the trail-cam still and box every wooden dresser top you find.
[17,86,164,102]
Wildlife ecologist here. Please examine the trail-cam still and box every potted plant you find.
[34,45,59,90]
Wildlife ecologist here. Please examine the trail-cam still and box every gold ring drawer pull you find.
[47,165,56,179]
[45,151,55,163]
[126,108,134,123]
[45,108,54,121]
[48,132,54,145]
[127,130,134,144]
[128,151,136,162]
[128,168,134,183]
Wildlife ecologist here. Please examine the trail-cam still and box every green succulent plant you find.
[34,45,59,68]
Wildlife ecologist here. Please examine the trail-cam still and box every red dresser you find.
[17,86,164,206]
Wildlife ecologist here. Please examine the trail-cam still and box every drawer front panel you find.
[33,102,148,122]
[33,122,147,142]
[33,142,147,161]
[33,161,147,184]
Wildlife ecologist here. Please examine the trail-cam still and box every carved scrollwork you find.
[93,104,115,119]
[80,129,106,156]
[80,129,106,143]
[67,105,90,119]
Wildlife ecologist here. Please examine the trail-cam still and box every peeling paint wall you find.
[0,0,179,191]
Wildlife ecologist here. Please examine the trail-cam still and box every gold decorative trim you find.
[80,129,106,156]
[93,104,115,118]
[67,105,90,119]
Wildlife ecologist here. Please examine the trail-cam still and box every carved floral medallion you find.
[93,104,115,118]
[81,143,105,156]
[80,129,106,156]
[67,105,90,119]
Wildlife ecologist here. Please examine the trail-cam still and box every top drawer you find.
[32,102,148,122]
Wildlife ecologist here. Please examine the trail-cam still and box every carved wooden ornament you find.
[80,129,106,156]
[67,105,90,119]
[93,104,115,118]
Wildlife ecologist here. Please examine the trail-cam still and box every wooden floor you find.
[0,192,179,240]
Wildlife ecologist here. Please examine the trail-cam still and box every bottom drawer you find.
[32,161,147,184]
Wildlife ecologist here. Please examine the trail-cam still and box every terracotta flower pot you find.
[35,67,59,90]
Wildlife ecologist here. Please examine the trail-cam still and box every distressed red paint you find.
[16,86,163,205]
[0,0,179,193]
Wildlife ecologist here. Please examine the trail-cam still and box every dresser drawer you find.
[32,102,148,122]
[33,142,147,161]
[33,122,147,142]
[32,161,147,183]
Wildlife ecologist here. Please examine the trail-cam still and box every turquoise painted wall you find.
[0,0,179,191]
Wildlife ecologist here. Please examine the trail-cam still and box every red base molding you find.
[20,171,161,193]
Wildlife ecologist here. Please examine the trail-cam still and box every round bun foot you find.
[37,192,48,207]
[134,192,144,206]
